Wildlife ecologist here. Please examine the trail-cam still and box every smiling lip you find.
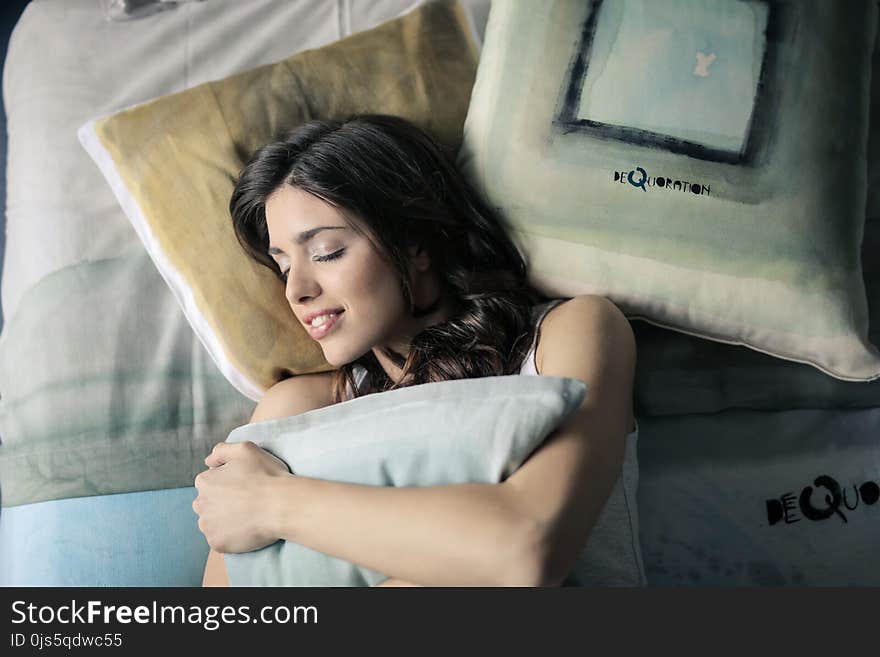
[301,308,345,326]
[306,311,344,340]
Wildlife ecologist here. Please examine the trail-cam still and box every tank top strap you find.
[520,298,569,375]
[344,365,369,401]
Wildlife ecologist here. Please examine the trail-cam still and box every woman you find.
[192,114,639,587]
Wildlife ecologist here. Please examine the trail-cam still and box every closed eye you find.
[278,248,346,282]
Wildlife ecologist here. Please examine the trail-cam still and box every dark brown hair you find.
[230,114,561,403]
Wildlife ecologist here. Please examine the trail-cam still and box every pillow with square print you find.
[457,0,880,382]
[79,0,480,401]
[631,7,880,417]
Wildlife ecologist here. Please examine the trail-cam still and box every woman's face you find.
[265,185,432,375]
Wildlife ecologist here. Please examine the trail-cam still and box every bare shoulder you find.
[535,295,636,430]
[249,371,336,423]
[537,295,634,367]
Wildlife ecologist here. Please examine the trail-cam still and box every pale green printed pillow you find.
[0,242,255,508]
[457,0,880,381]
[223,375,586,586]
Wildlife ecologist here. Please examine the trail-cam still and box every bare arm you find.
[203,548,230,587]
[504,295,637,585]
[374,578,422,587]
[263,295,635,587]
[269,477,541,587]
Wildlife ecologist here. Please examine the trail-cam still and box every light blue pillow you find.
[0,487,207,586]
[223,374,587,586]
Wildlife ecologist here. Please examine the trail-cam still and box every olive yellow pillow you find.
[78,0,479,400]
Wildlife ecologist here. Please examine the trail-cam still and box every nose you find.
[284,268,319,307]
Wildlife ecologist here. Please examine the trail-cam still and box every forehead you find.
[265,185,338,225]
[265,186,350,252]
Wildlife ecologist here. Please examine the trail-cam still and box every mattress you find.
[0,0,877,587]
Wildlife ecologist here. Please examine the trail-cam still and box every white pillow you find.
[224,375,587,586]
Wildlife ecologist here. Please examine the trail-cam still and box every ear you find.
[406,242,431,273]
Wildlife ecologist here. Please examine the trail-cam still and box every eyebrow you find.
[267,226,347,255]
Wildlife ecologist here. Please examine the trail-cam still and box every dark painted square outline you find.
[553,0,781,165]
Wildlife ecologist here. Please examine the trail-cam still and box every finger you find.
[205,442,230,468]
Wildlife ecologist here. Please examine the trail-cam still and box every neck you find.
[373,290,461,384]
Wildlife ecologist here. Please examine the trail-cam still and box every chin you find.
[319,346,352,369]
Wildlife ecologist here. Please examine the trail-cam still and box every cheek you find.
[345,253,407,318]
[347,251,401,296]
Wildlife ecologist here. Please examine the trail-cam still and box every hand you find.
[373,578,424,587]
[192,441,292,554]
